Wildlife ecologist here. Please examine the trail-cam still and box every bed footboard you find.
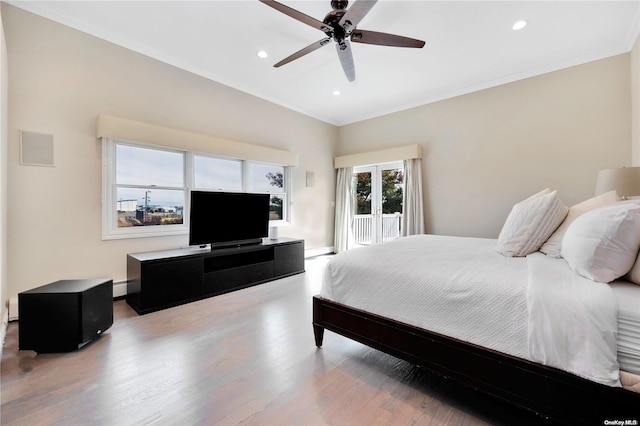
[312,295,640,424]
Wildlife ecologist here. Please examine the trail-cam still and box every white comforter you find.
[321,235,621,386]
[322,235,530,358]
[527,252,620,386]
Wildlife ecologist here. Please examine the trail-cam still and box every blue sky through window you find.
[115,144,284,208]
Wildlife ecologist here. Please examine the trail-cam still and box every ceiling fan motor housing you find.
[324,10,348,42]
[331,1,349,10]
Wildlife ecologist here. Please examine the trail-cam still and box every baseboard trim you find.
[8,297,18,321]
[0,308,8,356]
[113,281,127,299]
[305,246,334,258]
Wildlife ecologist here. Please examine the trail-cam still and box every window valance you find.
[96,114,299,166]
[334,144,422,169]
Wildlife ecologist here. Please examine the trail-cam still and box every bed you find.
[313,192,640,424]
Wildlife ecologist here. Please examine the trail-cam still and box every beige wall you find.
[3,5,338,300]
[2,3,636,305]
[338,55,631,238]
[632,34,640,166]
[0,6,7,339]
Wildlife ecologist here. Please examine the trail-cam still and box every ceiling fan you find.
[259,0,425,82]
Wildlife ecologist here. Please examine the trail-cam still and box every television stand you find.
[126,238,304,314]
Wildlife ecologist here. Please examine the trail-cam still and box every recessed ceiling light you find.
[332,90,341,96]
[512,20,527,31]
[257,50,268,59]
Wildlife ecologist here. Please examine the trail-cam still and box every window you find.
[352,162,404,246]
[247,162,288,222]
[103,141,187,239]
[193,154,242,191]
[102,139,291,239]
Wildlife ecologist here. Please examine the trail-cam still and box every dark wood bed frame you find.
[313,295,640,424]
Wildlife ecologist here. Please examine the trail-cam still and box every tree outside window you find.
[354,169,403,215]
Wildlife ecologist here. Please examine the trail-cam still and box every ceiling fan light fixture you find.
[333,90,341,96]
[257,50,268,59]
[512,20,527,31]
[260,0,426,82]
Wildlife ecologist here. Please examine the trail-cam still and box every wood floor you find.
[1,257,545,425]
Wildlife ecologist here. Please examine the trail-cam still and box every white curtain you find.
[334,167,354,253]
[401,158,425,236]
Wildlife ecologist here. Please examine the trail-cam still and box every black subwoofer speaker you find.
[18,279,113,353]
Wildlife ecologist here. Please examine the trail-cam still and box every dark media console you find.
[126,238,304,314]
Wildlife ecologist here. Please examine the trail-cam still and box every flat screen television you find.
[189,191,270,249]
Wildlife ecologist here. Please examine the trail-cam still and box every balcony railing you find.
[353,213,402,245]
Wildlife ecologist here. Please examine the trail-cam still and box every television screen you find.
[189,191,270,248]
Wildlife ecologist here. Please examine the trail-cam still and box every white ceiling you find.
[8,1,640,125]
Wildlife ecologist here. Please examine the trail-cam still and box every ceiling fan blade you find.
[259,0,333,33]
[339,0,378,31]
[351,29,425,48]
[274,38,332,68]
[336,40,355,82]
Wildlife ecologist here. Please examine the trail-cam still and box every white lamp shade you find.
[595,167,640,197]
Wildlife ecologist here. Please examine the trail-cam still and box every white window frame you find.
[102,138,189,240]
[353,161,404,245]
[102,138,292,240]
[192,153,244,192]
[246,160,291,227]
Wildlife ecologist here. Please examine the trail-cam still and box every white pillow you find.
[539,191,618,258]
[562,203,640,283]
[625,251,640,285]
[621,200,640,285]
[496,189,568,257]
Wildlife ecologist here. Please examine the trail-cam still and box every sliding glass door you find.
[353,162,404,246]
